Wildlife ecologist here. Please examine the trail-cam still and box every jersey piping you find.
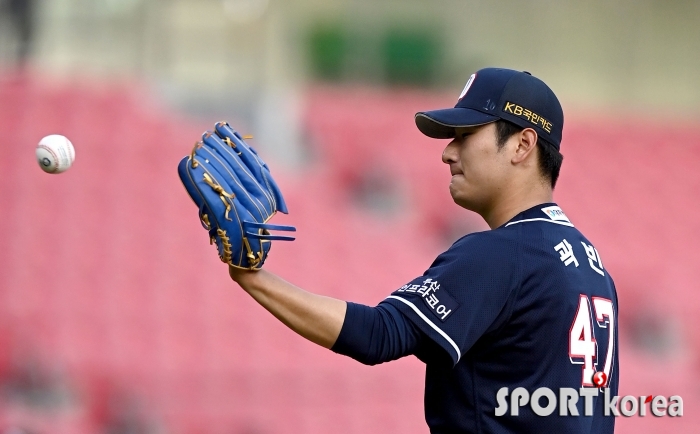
[504,218,574,227]
[386,295,462,362]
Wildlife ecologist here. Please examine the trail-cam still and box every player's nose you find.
[442,140,460,165]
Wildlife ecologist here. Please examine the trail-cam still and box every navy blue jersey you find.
[380,203,619,434]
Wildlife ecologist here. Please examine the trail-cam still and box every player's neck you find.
[481,184,553,229]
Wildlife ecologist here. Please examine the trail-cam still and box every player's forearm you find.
[229,267,347,349]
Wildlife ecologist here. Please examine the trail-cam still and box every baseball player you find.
[182,68,619,433]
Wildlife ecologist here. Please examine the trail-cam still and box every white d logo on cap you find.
[458,73,476,100]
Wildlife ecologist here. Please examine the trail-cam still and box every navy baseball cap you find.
[415,68,564,149]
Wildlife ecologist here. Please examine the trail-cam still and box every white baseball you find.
[36,135,75,174]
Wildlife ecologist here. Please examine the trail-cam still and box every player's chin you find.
[448,185,474,210]
[449,176,470,196]
[450,180,484,209]
[450,194,470,210]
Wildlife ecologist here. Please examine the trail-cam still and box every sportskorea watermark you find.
[495,387,683,417]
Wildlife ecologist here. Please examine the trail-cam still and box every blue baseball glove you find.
[178,121,296,270]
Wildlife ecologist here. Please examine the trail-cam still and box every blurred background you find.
[0,0,699,432]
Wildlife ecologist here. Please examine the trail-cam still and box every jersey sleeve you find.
[380,232,521,365]
[330,302,425,365]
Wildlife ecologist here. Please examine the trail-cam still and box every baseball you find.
[36,134,75,174]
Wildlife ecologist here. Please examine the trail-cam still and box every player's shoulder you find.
[451,228,518,251]
[442,228,520,270]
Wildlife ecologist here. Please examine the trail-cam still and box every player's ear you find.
[511,128,538,165]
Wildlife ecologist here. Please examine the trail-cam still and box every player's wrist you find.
[228,264,260,287]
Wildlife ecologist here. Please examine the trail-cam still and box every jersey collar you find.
[501,203,574,228]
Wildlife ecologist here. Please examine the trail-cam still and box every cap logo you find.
[503,101,553,133]
[458,73,476,101]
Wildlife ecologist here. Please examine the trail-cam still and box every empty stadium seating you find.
[1,73,698,433]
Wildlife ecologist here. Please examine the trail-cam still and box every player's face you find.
[442,123,512,213]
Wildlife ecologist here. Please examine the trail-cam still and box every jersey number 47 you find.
[569,295,615,387]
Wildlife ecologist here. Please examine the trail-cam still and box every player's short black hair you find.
[495,119,563,189]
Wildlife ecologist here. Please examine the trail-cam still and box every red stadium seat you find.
[1,75,699,433]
